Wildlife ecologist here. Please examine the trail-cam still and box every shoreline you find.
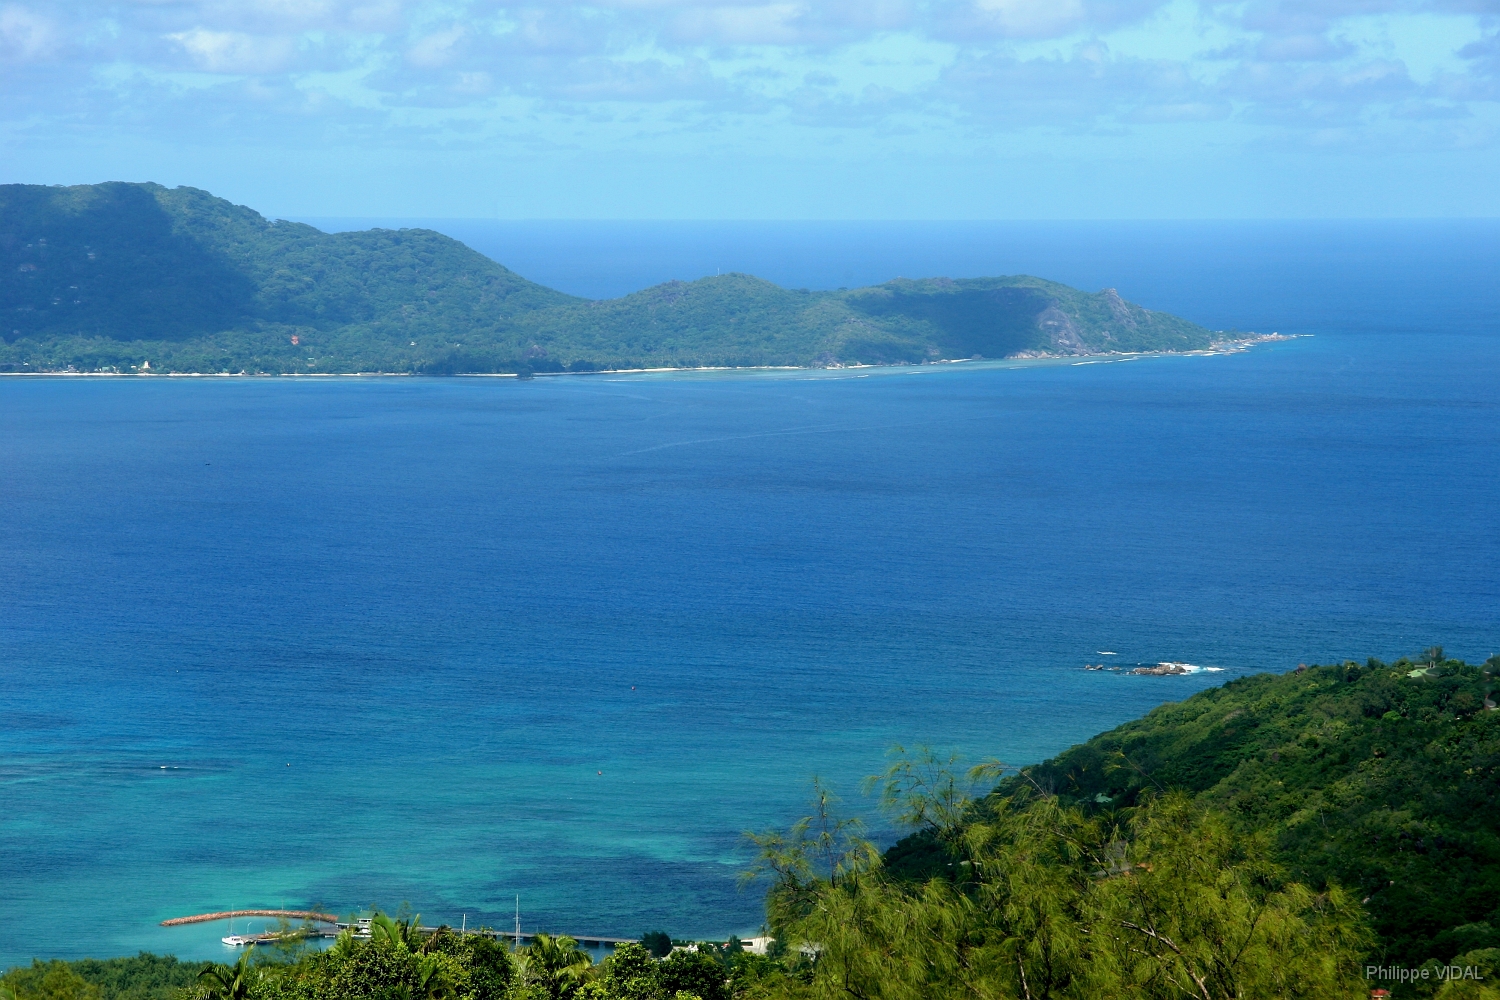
[0,334,1298,380]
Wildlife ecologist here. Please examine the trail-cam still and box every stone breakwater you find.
[161,910,339,927]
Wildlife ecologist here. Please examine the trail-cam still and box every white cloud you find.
[0,4,57,60]
[0,0,1492,166]
[167,27,297,73]
[940,42,1230,126]
[163,0,403,34]
[407,25,465,67]
[660,0,913,45]
[667,4,808,45]
[970,0,1089,38]
[452,69,493,91]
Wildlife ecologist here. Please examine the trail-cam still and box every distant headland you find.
[1,182,1266,376]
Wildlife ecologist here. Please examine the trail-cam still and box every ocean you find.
[1,221,1497,966]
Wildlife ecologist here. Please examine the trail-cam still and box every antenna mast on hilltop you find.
[515,896,520,950]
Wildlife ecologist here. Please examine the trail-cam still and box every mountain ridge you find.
[2,182,1230,375]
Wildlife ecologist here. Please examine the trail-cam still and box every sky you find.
[1,0,1498,218]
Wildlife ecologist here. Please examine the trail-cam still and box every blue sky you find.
[1,0,1497,217]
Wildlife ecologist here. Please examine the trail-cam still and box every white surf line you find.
[1073,356,1151,366]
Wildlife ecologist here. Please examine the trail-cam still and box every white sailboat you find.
[223,913,254,947]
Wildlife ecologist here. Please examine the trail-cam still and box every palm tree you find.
[328,927,361,961]
[370,912,425,952]
[197,948,258,1000]
[516,934,593,1000]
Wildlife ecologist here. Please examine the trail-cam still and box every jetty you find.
[161,910,339,927]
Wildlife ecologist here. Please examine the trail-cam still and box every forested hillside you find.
[1009,652,1500,970]
[0,182,576,374]
[883,651,1500,982]
[1,183,1219,374]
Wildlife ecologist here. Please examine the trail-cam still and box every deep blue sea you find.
[2,221,1498,967]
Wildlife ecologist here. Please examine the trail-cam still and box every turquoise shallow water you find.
[2,223,1499,967]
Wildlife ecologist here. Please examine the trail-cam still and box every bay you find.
[1,221,1497,966]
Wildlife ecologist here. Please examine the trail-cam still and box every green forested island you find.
[1,183,1225,375]
[6,652,1497,1000]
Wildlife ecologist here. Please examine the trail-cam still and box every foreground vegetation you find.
[1,183,1218,374]
[993,650,1500,970]
[864,650,1500,998]
[7,651,1497,1000]
[0,927,765,1000]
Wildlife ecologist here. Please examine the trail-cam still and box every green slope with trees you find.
[998,650,1500,971]
[1,183,1221,374]
[877,650,1500,997]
